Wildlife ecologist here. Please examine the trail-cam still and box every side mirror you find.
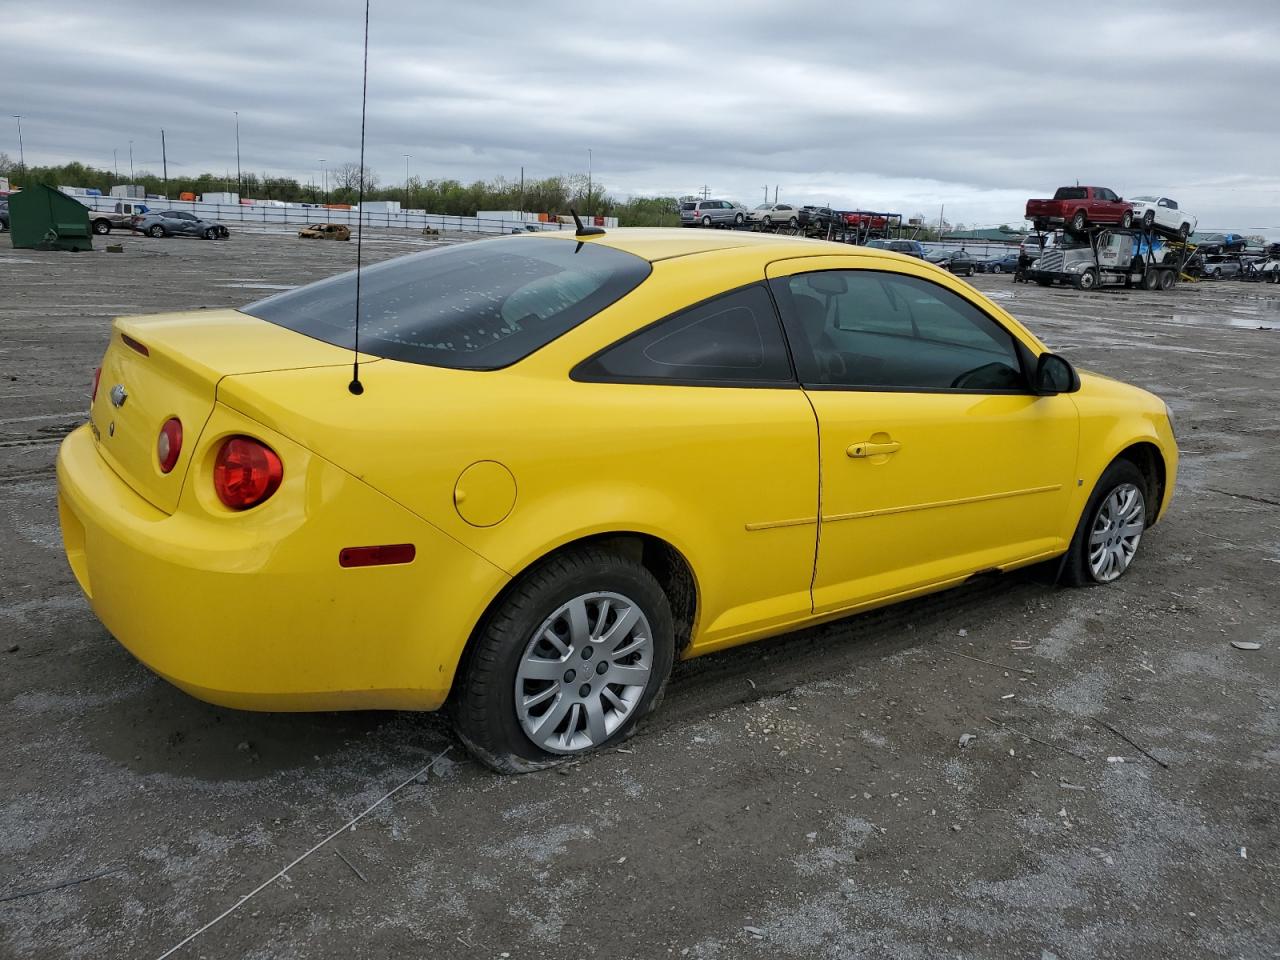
[1035,353,1079,395]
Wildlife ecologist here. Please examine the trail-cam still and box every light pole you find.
[587,148,593,218]
[113,148,119,184]
[234,111,241,198]
[319,159,327,205]
[128,140,134,182]
[404,154,411,209]
[13,116,25,177]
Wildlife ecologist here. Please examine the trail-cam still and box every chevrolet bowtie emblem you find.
[109,384,128,408]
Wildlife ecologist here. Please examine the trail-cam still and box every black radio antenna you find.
[349,0,371,396]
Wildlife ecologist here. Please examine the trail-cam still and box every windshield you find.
[242,237,651,370]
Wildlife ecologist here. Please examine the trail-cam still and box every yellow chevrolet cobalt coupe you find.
[57,228,1176,771]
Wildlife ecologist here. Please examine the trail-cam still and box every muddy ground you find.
[1,227,1277,960]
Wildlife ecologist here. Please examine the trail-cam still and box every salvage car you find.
[135,210,230,240]
[57,229,1177,772]
[980,253,1021,274]
[746,203,799,228]
[1202,254,1242,279]
[1127,196,1195,240]
[299,223,351,241]
[926,248,978,276]
[865,238,928,259]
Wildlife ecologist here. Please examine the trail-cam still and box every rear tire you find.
[1179,223,1190,240]
[453,547,675,773]
[1061,460,1148,586]
[789,216,798,228]
[147,225,166,238]
[991,265,1002,274]
[1142,210,1154,229]
[1070,210,1087,233]
[1159,269,1176,291]
[702,216,712,228]
[1120,211,1133,229]
[1141,270,1159,291]
[204,227,218,240]
[734,213,745,226]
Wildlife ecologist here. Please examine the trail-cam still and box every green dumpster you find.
[9,184,93,251]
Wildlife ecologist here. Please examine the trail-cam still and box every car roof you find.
[522,227,907,264]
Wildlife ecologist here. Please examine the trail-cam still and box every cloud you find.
[6,0,1280,233]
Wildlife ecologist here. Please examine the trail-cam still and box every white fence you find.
[80,196,606,236]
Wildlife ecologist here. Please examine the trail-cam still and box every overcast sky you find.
[7,1,1279,233]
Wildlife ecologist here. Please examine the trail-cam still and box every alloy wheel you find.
[514,592,653,754]
[1088,483,1145,582]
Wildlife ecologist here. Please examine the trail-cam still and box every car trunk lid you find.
[90,309,374,514]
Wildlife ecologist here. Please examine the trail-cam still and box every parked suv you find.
[679,199,747,228]
[865,238,927,258]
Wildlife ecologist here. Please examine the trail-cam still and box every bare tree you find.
[332,161,379,194]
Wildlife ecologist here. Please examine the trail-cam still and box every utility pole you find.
[519,166,524,217]
[113,148,119,185]
[12,116,24,176]
[937,203,945,239]
[763,185,768,203]
[774,184,778,204]
[404,154,411,209]
[587,148,593,217]
[234,111,242,198]
[160,129,168,192]
[128,139,134,182]
[702,184,709,199]
[319,159,327,205]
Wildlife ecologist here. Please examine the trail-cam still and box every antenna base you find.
[348,379,365,395]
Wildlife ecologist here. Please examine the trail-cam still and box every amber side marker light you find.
[339,544,416,568]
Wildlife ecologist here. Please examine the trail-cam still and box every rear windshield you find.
[242,236,651,370]
[1053,187,1088,200]
[681,202,697,211]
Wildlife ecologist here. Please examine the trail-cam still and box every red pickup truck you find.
[1026,187,1133,233]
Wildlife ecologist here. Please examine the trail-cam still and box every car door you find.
[767,256,1079,613]
[572,281,819,649]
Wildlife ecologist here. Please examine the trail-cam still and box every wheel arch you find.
[446,530,700,704]
[1112,441,1167,524]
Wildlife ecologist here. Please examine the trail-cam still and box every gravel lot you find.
[1,227,1277,960]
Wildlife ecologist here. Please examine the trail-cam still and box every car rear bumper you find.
[56,422,508,712]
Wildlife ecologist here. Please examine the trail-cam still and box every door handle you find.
[847,440,901,459]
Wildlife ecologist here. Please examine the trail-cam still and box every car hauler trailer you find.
[1025,224,1192,292]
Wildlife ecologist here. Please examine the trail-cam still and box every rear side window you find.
[243,237,651,370]
[574,285,794,386]
[1054,187,1088,200]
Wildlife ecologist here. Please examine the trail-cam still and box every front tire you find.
[204,227,218,240]
[1073,267,1098,290]
[1120,211,1133,229]
[991,264,1002,274]
[1142,210,1154,229]
[453,547,675,773]
[1062,460,1148,586]
[92,219,112,235]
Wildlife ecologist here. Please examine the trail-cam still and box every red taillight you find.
[213,436,283,510]
[157,417,182,473]
[91,367,102,405]
[338,544,416,568]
